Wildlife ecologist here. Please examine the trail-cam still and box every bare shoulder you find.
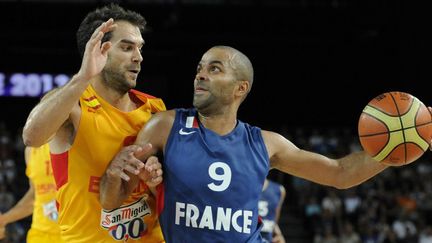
[137,110,176,150]
[261,130,294,153]
[261,130,286,142]
[261,129,300,169]
[146,110,176,129]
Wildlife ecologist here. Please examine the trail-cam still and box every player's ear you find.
[236,80,249,96]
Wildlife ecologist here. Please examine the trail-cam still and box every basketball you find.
[358,91,432,166]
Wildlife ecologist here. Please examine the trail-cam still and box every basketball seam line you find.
[358,120,432,137]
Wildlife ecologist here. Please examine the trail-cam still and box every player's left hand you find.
[138,156,163,187]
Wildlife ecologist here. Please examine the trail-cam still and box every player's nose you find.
[195,72,207,81]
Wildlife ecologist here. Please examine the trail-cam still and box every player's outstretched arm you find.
[23,19,116,147]
[263,130,388,189]
[0,183,35,230]
[100,111,174,210]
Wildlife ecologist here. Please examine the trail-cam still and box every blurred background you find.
[0,0,431,242]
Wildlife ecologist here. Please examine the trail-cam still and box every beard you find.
[101,66,136,94]
[193,93,220,116]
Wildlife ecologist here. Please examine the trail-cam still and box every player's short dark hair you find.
[76,3,146,57]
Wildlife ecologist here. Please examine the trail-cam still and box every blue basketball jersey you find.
[258,180,283,242]
[159,108,270,243]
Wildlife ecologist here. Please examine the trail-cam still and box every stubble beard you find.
[101,67,135,94]
[193,93,217,116]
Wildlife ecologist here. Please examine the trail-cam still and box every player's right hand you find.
[77,18,117,81]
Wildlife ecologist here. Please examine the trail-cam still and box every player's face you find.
[193,49,239,113]
[102,21,144,93]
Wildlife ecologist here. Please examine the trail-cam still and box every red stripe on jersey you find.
[129,89,157,99]
[50,151,69,190]
[156,183,165,216]
[193,117,199,128]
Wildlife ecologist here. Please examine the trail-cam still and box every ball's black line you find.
[389,92,408,163]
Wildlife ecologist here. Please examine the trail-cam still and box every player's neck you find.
[198,112,237,136]
[91,80,137,112]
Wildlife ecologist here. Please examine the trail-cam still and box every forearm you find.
[100,172,133,210]
[336,151,388,189]
[0,189,34,225]
[22,73,89,146]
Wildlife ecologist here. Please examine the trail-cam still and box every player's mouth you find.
[128,69,140,74]
[195,86,208,93]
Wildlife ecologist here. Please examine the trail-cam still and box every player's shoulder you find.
[147,110,176,128]
[152,109,176,119]
[261,130,289,145]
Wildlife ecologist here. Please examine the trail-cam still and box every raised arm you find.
[263,130,388,189]
[100,110,175,210]
[22,19,116,146]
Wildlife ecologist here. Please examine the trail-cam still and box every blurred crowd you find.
[278,126,432,243]
[0,122,27,243]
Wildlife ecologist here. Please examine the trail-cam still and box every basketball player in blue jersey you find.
[100,45,410,242]
[259,179,286,243]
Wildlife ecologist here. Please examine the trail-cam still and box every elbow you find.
[331,167,356,190]
[22,125,44,147]
[333,183,352,190]
[332,173,360,190]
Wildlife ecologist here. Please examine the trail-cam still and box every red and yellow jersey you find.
[51,85,166,243]
[26,144,61,236]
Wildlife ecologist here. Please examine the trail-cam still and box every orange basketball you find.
[358,91,432,166]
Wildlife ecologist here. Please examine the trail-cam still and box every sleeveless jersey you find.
[258,180,283,242]
[26,144,63,242]
[160,108,270,242]
[50,85,166,243]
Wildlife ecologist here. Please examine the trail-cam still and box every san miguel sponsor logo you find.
[100,197,151,240]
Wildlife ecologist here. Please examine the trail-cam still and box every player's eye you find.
[210,66,221,73]
[122,46,133,51]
